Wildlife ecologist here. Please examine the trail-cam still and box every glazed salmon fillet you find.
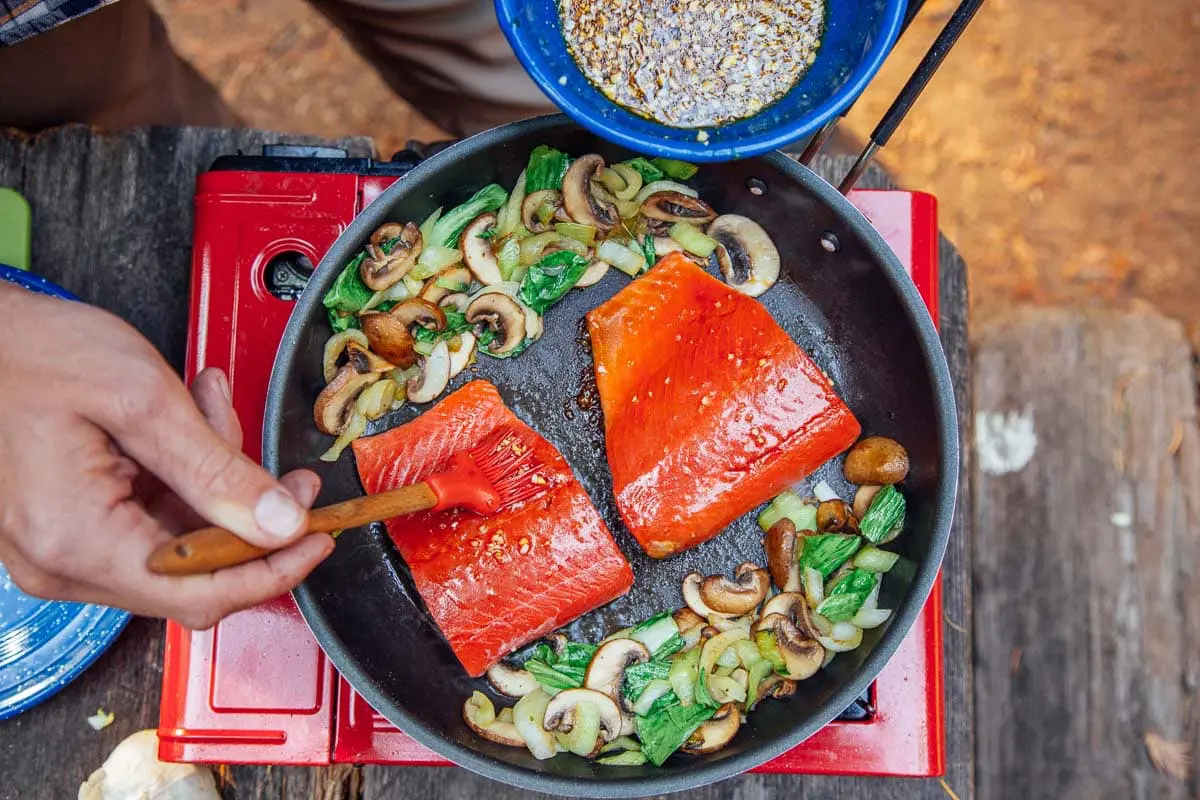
[586,254,861,558]
[351,380,633,677]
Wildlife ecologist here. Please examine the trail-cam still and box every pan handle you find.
[803,0,986,195]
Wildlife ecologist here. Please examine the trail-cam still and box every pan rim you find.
[264,114,959,796]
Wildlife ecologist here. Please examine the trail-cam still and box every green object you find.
[745,658,776,711]
[0,187,31,271]
[652,633,686,660]
[640,234,657,270]
[323,253,372,330]
[524,659,585,691]
[496,236,521,281]
[757,490,818,533]
[629,612,679,654]
[635,702,716,766]
[668,648,700,707]
[816,569,878,622]
[560,701,602,757]
[435,274,470,291]
[669,222,718,258]
[620,157,666,183]
[754,631,786,673]
[598,749,648,766]
[623,660,673,702]
[556,641,598,669]
[430,184,507,248]
[860,485,906,543]
[554,221,597,247]
[800,533,861,578]
[413,310,471,345]
[853,545,900,573]
[525,145,573,193]
[631,680,675,715]
[518,251,590,313]
[651,157,699,180]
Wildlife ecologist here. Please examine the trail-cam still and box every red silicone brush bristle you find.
[469,426,551,506]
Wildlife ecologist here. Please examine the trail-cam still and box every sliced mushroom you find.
[844,436,910,485]
[314,364,380,435]
[447,332,476,379]
[460,213,503,285]
[817,499,859,533]
[562,154,619,232]
[390,297,447,331]
[764,518,801,592]
[680,703,741,754]
[360,221,422,291]
[462,691,525,747]
[419,266,472,306]
[486,661,539,698]
[853,485,884,519]
[406,339,450,404]
[640,191,717,224]
[322,328,369,383]
[699,562,771,616]
[344,341,395,374]
[761,592,821,640]
[755,673,797,704]
[370,222,405,247]
[771,617,825,680]
[707,214,780,298]
[440,292,471,313]
[584,639,650,712]
[521,189,563,234]
[359,312,418,369]
[682,572,734,619]
[542,688,622,753]
[465,293,526,355]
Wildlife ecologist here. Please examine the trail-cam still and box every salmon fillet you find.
[586,254,861,558]
[352,380,634,677]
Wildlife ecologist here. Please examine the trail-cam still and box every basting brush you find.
[146,425,549,576]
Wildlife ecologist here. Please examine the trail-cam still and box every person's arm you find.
[0,283,333,628]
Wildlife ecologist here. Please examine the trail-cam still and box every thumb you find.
[101,366,309,548]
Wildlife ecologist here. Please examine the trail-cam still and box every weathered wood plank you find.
[974,308,1199,800]
[0,126,371,800]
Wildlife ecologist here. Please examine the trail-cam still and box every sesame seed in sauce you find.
[560,0,825,128]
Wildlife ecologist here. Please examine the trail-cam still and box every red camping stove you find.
[158,145,945,777]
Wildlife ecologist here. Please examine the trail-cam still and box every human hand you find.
[0,285,334,628]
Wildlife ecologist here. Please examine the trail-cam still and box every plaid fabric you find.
[0,0,116,46]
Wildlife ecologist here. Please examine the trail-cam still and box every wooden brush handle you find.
[145,483,438,576]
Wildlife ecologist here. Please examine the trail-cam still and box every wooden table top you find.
[2,123,971,800]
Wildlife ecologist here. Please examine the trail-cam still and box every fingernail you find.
[215,371,232,403]
[255,488,305,541]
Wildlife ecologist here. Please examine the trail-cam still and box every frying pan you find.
[263,114,958,795]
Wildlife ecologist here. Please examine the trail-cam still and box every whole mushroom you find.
[698,562,771,616]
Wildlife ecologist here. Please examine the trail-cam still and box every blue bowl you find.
[495,0,906,162]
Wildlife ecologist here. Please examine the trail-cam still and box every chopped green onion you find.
[554,221,597,246]
[860,485,906,543]
[853,545,901,573]
[669,222,718,258]
[651,157,699,180]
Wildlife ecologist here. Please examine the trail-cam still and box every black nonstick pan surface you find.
[263,115,958,796]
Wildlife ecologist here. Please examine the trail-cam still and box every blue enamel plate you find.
[0,264,131,720]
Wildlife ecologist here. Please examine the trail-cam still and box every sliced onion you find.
[355,378,397,420]
[320,410,366,462]
[819,625,864,653]
[851,607,893,629]
[803,566,825,609]
[322,329,369,383]
[813,480,840,503]
[810,611,834,637]
[634,180,699,205]
[596,240,646,277]
[574,259,610,288]
[611,163,644,200]
[821,649,837,669]
[413,245,462,278]
[830,622,858,641]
